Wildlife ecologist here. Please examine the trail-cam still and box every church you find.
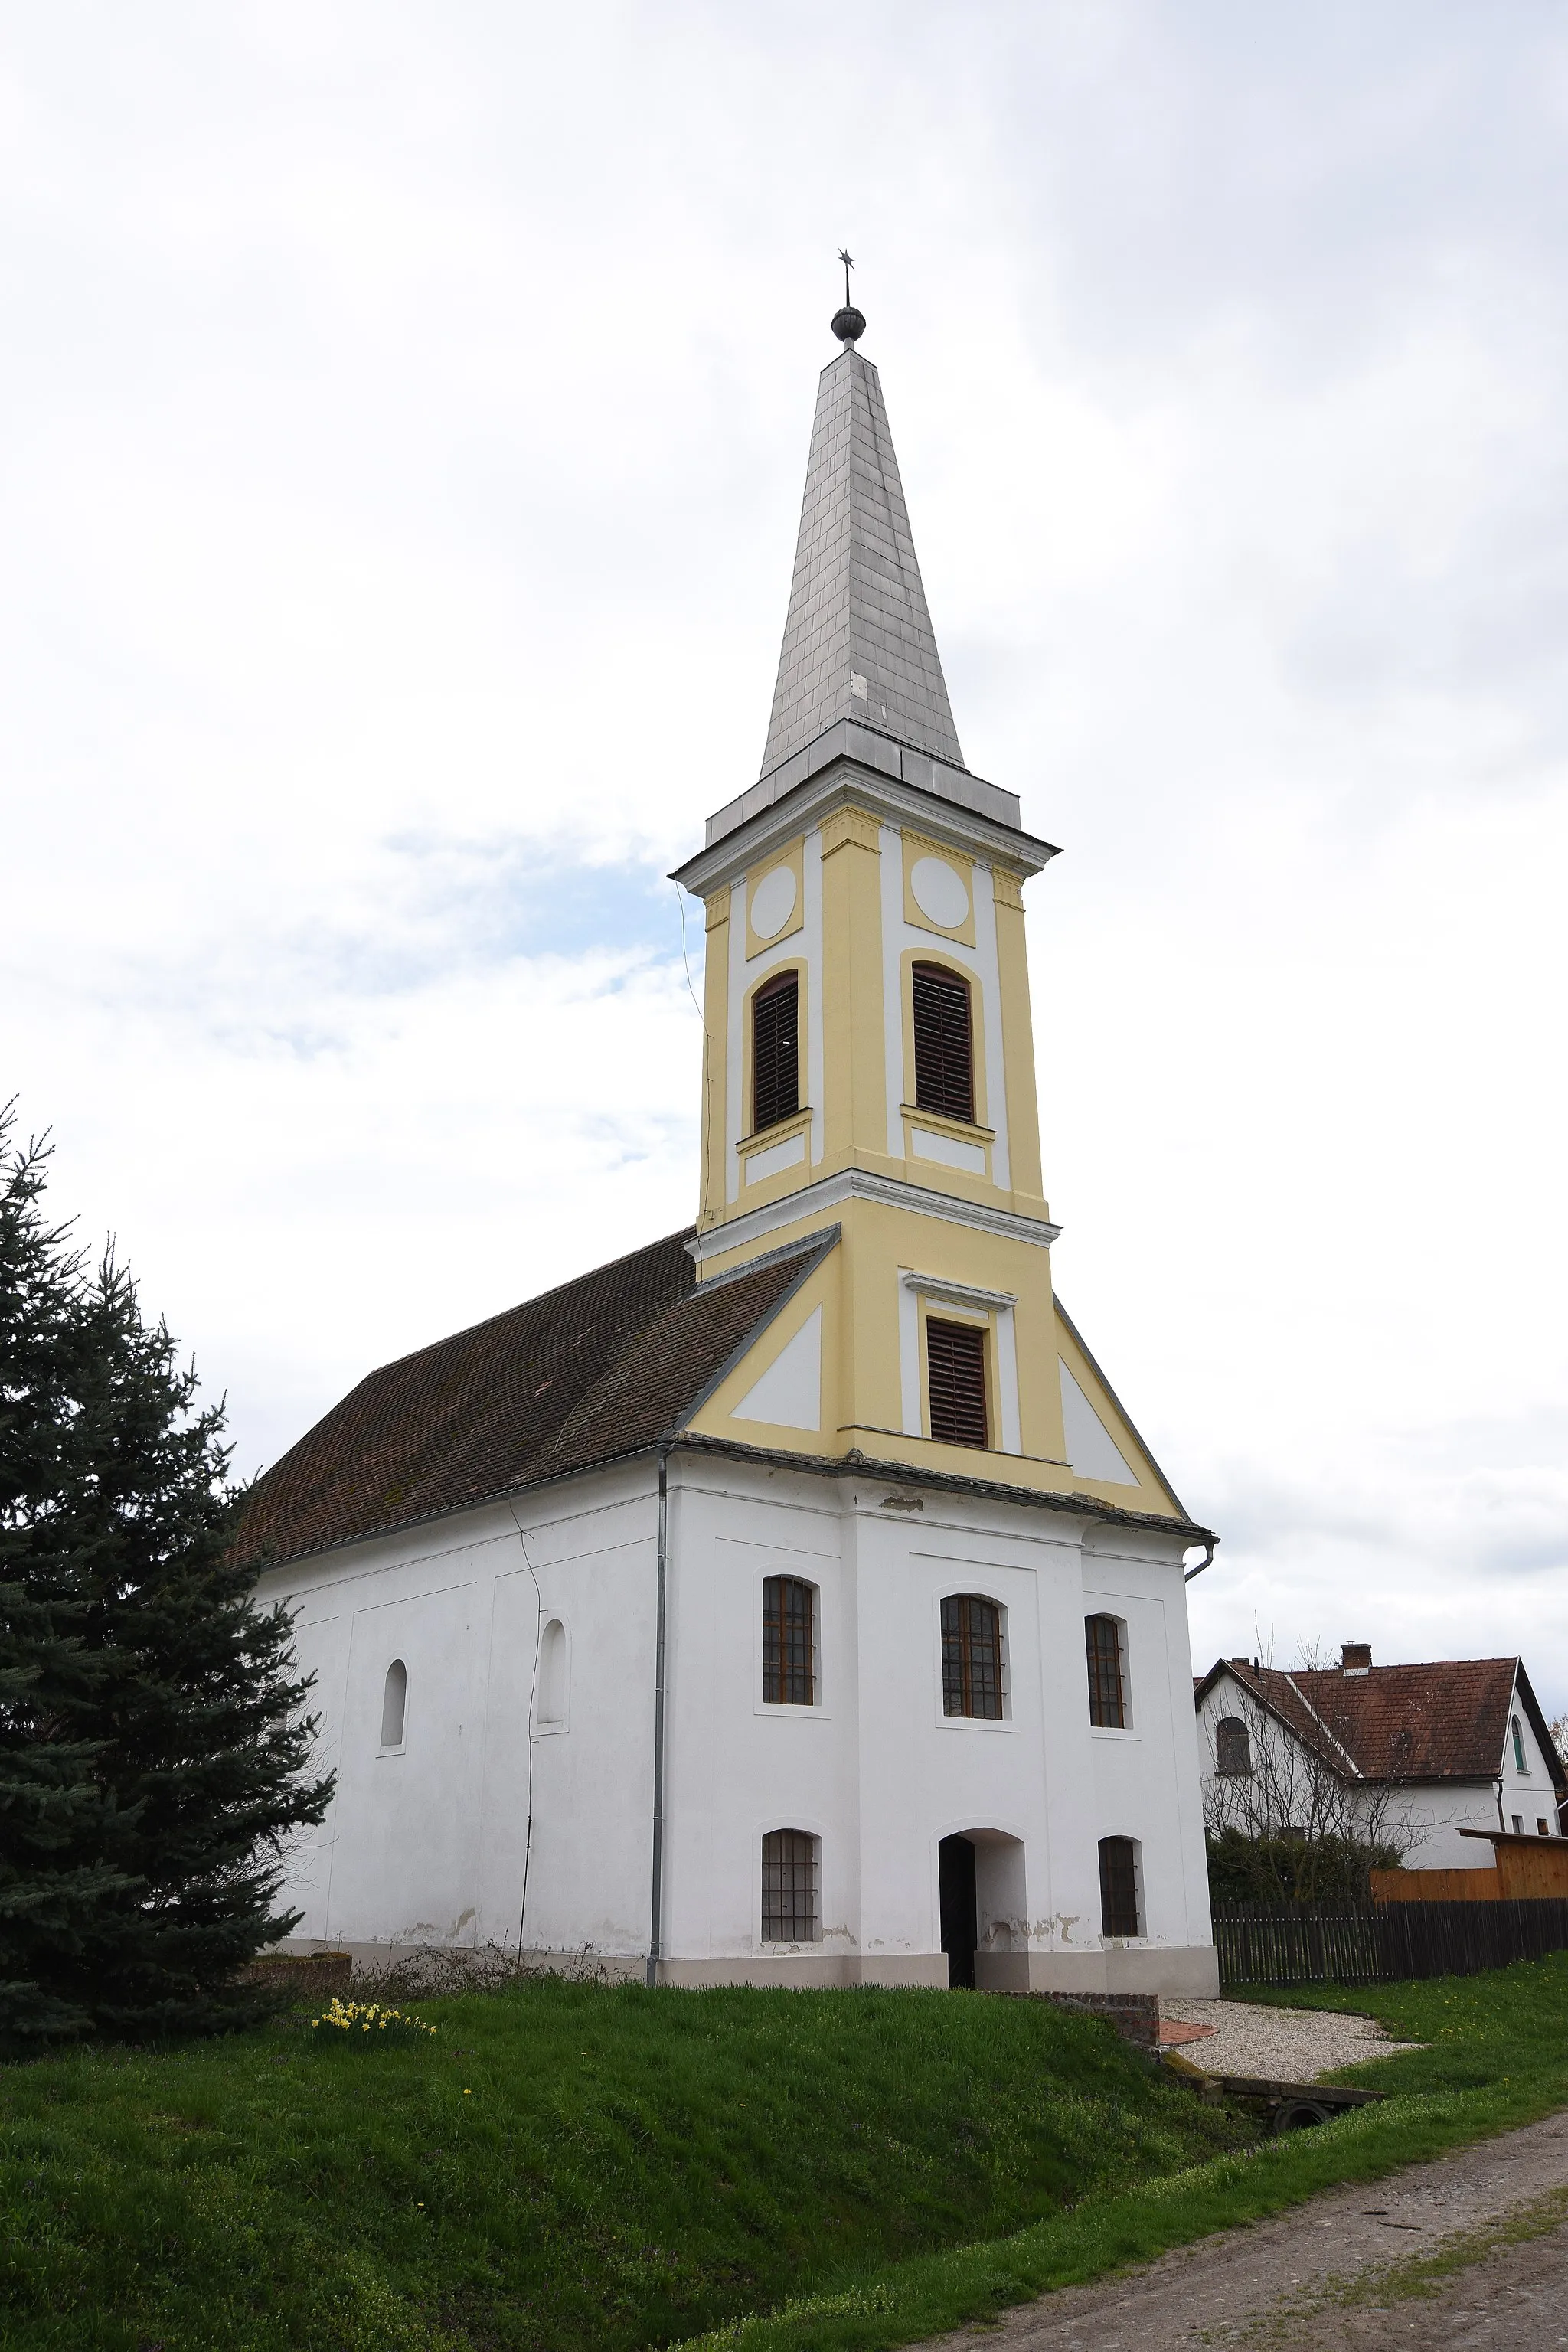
[241,296,1220,1996]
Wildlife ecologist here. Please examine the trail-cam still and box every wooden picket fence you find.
[1214,1898,1568,1988]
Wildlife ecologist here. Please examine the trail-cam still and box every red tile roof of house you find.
[1196,1655,1565,1793]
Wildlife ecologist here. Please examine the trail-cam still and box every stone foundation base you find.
[273,1939,1217,1998]
[975,1943,1220,1998]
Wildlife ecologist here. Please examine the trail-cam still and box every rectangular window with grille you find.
[940,1593,1004,1719]
[1085,1614,1126,1728]
[761,1829,819,1942]
[911,961,975,1124]
[926,1316,988,1448]
[752,970,799,1134]
[762,1576,815,1705]
[1098,1837,1140,1938]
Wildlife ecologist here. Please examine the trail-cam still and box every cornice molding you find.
[688,1167,1061,1268]
[671,756,1059,899]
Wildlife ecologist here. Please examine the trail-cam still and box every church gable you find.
[1054,1299,1186,1515]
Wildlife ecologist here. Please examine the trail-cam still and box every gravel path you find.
[919,2111,1568,2348]
[1160,1995,1423,2080]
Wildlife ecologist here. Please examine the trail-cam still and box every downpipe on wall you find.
[646,1444,672,1989]
[1183,1539,1217,1582]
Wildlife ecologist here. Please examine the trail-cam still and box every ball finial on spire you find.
[831,247,866,346]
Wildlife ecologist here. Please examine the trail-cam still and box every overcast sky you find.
[5,2,1566,1715]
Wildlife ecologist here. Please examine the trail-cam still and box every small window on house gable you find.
[926,1317,988,1448]
[763,1576,816,1705]
[1216,1716,1252,1776]
[941,1594,1004,1720]
[1513,1715,1527,1774]
[762,1830,820,1942]
[1085,1615,1128,1729]
[911,962,975,1123]
[380,1659,407,1750]
[752,970,800,1134]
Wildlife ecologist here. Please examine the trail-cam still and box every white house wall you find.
[263,1454,1217,1993]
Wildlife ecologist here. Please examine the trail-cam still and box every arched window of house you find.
[911,962,974,1123]
[1098,1836,1141,1939]
[1216,1716,1253,1776]
[380,1659,407,1750]
[752,970,799,1133]
[1513,1716,1527,1774]
[941,1594,1004,1720]
[761,1830,820,1942]
[762,1576,815,1705]
[1085,1615,1128,1729]
[537,1619,567,1726]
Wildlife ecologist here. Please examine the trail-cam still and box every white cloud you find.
[3,0,1566,1713]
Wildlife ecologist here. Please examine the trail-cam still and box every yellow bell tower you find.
[672,320,1182,1518]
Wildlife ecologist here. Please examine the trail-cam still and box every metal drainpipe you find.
[646,1445,671,1990]
[1183,1538,1217,1583]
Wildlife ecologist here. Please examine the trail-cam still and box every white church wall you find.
[262,1450,1216,1991]
[259,1460,663,1966]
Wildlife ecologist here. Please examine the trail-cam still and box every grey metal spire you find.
[759,344,965,780]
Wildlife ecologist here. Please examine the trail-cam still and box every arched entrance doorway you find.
[939,1829,1028,1990]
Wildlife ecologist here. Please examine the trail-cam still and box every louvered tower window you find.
[762,1830,819,1942]
[911,962,974,1123]
[926,1318,988,1448]
[1099,1837,1141,1938]
[752,970,799,1133]
[1085,1615,1126,1728]
[762,1576,815,1706]
[941,1594,1004,1719]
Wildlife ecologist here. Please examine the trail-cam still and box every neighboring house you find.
[238,305,1220,1996]
[1196,1645,1567,1870]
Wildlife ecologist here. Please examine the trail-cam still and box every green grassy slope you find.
[676,1952,1568,2352]
[0,1978,1248,2352]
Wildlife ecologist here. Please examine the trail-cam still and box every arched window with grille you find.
[1098,1837,1141,1938]
[752,969,799,1134]
[941,1594,1004,1720]
[762,1576,816,1705]
[762,1830,820,1942]
[911,961,974,1124]
[1084,1614,1128,1728]
[1215,1715,1252,1776]
[380,1659,407,1750]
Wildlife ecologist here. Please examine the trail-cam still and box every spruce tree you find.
[0,1108,332,2042]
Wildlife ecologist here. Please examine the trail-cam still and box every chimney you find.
[1341,1641,1372,1675]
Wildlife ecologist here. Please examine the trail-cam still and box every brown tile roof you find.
[1199,1655,1564,1790]
[234,1228,828,1569]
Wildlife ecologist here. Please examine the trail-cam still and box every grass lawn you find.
[2,1958,1565,2352]
[0,1975,1246,2351]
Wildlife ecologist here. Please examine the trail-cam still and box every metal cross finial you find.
[830,249,867,347]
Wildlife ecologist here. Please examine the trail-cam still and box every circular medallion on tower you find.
[910,856,969,930]
[750,864,798,940]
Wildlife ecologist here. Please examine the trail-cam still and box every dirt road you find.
[925,2112,1568,2349]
